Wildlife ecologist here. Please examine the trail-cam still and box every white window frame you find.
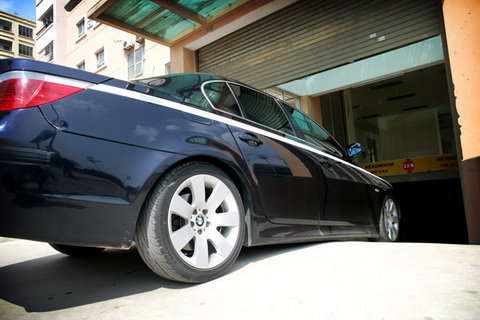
[77,60,86,70]
[95,48,105,70]
[43,42,53,62]
[76,18,85,39]
[127,45,145,80]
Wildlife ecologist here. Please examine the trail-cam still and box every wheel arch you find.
[135,154,256,246]
[374,192,401,242]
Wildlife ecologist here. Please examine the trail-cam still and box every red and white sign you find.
[403,160,415,172]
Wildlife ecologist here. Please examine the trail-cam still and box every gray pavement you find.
[0,238,479,320]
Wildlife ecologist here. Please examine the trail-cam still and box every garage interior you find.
[317,64,468,243]
[272,62,468,243]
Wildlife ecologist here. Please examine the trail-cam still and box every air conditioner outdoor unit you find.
[123,40,134,50]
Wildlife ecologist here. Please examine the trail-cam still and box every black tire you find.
[376,196,401,242]
[135,162,245,283]
[49,243,105,257]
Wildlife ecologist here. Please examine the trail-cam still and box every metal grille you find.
[197,0,441,89]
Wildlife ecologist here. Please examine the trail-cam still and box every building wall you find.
[0,10,36,60]
[34,0,170,80]
[65,0,169,80]
[442,0,480,244]
[35,0,67,64]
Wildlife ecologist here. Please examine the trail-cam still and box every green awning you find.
[87,0,256,46]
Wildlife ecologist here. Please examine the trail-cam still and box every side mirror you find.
[347,142,364,160]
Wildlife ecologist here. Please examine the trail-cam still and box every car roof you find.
[133,72,227,85]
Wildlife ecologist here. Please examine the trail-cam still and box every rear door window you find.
[229,84,293,134]
[203,82,242,116]
[131,75,212,111]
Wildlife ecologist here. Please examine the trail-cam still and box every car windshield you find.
[280,102,346,158]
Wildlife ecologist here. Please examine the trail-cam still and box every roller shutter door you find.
[197,0,442,89]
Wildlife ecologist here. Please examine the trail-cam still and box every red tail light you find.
[0,78,85,111]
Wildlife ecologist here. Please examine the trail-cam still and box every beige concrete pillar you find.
[300,96,322,124]
[443,0,480,243]
[170,45,196,74]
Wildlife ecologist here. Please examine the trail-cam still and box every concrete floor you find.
[0,238,479,320]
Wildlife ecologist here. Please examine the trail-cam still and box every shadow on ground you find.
[0,242,314,312]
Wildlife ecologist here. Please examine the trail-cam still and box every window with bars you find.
[19,44,33,56]
[19,25,33,38]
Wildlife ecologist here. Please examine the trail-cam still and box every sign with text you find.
[360,154,458,176]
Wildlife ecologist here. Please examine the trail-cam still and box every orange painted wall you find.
[443,0,480,243]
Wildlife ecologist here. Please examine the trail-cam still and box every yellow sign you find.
[360,154,458,176]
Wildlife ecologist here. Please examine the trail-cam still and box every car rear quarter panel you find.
[40,88,236,155]
[0,107,184,247]
[0,88,253,247]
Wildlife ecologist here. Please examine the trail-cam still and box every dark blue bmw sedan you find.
[0,59,400,283]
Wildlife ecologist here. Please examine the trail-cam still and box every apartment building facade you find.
[35,0,169,80]
[0,10,36,60]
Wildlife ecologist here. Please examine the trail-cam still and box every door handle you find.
[238,133,263,147]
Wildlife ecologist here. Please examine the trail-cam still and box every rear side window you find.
[203,82,242,116]
[131,75,212,111]
[230,84,293,134]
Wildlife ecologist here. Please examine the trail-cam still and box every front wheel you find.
[377,196,401,242]
[135,162,245,283]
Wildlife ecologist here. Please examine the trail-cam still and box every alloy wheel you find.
[168,174,241,269]
[384,198,400,241]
